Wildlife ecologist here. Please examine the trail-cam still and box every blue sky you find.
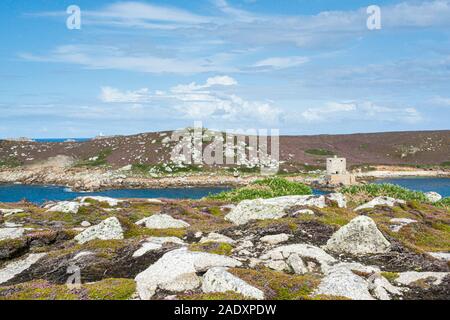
[0,0,450,138]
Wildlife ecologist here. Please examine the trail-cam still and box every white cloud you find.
[253,56,309,69]
[292,101,422,124]
[100,87,150,103]
[431,96,450,107]
[99,76,281,125]
[20,45,234,74]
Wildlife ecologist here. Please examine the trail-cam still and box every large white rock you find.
[77,196,124,207]
[314,263,378,300]
[135,248,241,300]
[133,237,185,258]
[354,196,405,211]
[200,233,235,244]
[0,253,47,284]
[74,217,124,244]
[0,228,25,240]
[424,192,442,203]
[136,214,190,229]
[225,195,327,225]
[260,244,336,273]
[202,267,264,300]
[325,216,390,256]
[45,201,81,214]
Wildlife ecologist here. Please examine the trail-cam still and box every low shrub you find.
[207,177,313,202]
[341,183,427,202]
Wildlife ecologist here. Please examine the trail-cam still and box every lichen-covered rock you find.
[260,244,336,273]
[74,217,124,244]
[77,196,124,207]
[427,252,450,262]
[354,196,405,211]
[136,214,190,229]
[45,201,81,214]
[260,234,290,245]
[0,228,25,241]
[202,267,264,300]
[133,237,184,258]
[325,216,390,256]
[287,254,308,275]
[424,192,442,203]
[0,253,47,285]
[225,195,327,225]
[314,263,378,300]
[135,248,241,300]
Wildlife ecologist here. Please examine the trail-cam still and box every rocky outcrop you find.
[135,248,241,300]
[260,244,336,273]
[314,263,377,300]
[354,196,405,211]
[136,214,190,229]
[0,228,25,241]
[45,201,81,214]
[0,253,46,285]
[225,194,346,225]
[202,267,264,300]
[77,196,124,207]
[0,209,24,217]
[325,216,390,256]
[260,234,290,245]
[74,217,124,244]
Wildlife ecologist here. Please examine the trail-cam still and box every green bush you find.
[207,177,312,202]
[341,183,427,202]
[435,197,450,209]
[441,161,450,168]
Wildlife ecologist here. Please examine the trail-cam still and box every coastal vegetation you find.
[207,177,313,202]
[341,183,428,202]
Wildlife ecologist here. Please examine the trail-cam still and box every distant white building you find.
[325,156,356,186]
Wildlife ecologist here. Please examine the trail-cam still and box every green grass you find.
[207,177,313,202]
[341,183,428,202]
[189,242,234,256]
[304,149,335,156]
[435,197,450,209]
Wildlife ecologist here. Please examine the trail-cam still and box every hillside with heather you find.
[1,130,449,171]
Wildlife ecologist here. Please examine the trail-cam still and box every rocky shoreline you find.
[0,165,448,192]
[0,188,449,300]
